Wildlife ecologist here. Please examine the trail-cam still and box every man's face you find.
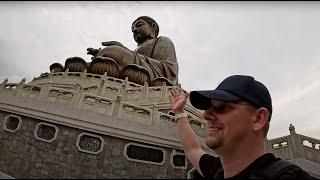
[131,19,154,45]
[202,100,256,153]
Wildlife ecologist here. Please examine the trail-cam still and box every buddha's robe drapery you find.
[132,36,178,85]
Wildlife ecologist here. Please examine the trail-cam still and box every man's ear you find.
[252,107,269,133]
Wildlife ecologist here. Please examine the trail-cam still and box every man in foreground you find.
[169,75,314,179]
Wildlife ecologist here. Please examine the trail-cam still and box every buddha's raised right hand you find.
[101,41,124,48]
[87,47,101,56]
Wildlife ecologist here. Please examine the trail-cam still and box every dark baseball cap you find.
[189,75,272,120]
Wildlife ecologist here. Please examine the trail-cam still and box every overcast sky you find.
[1,1,320,140]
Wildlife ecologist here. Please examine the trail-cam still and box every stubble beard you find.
[206,135,223,150]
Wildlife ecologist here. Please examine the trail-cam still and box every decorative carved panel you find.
[125,143,165,165]
[34,122,59,143]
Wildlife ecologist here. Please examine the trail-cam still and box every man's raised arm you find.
[169,89,205,176]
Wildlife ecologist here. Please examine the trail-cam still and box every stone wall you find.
[0,110,191,178]
[0,77,207,140]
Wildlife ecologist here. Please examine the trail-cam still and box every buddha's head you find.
[131,16,159,45]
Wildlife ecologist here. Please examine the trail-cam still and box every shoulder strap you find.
[252,159,296,179]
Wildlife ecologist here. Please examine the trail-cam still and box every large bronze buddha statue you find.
[52,16,179,86]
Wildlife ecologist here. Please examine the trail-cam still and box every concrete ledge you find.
[0,171,14,179]
[294,158,320,178]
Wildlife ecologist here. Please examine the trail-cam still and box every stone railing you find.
[0,83,19,94]
[267,132,320,163]
[299,134,320,150]
[158,112,176,128]
[268,136,290,149]
[32,70,141,88]
[80,94,115,116]
[267,135,292,160]
[21,85,42,98]
[0,78,206,137]
[189,117,206,138]
[123,82,169,102]
[30,70,178,105]
[297,134,320,163]
[118,102,152,125]
[0,78,26,96]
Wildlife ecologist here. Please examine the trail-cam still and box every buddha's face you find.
[131,19,155,45]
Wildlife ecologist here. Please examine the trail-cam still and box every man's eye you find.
[215,105,227,112]
[213,104,233,113]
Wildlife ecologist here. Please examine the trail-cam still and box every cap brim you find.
[190,90,241,110]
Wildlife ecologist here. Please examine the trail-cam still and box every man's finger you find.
[169,90,174,98]
[172,89,178,97]
[169,90,174,97]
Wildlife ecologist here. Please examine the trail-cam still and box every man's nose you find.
[202,109,216,121]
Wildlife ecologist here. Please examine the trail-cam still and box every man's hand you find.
[101,41,124,48]
[169,89,189,114]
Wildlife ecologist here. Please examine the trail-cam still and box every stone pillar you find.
[97,79,106,96]
[72,84,84,108]
[289,124,296,134]
[63,68,69,78]
[119,77,128,98]
[112,95,122,117]
[288,124,301,161]
[151,104,159,126]
[16,78,26,96]
[123,77,128,87]
[161,82,167,98]
[49,70,53,80]
[142,82,149,99]
[38,81,52,100]
[80,69,87,80]
[177,83,182,89]
[0,78,8,92]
